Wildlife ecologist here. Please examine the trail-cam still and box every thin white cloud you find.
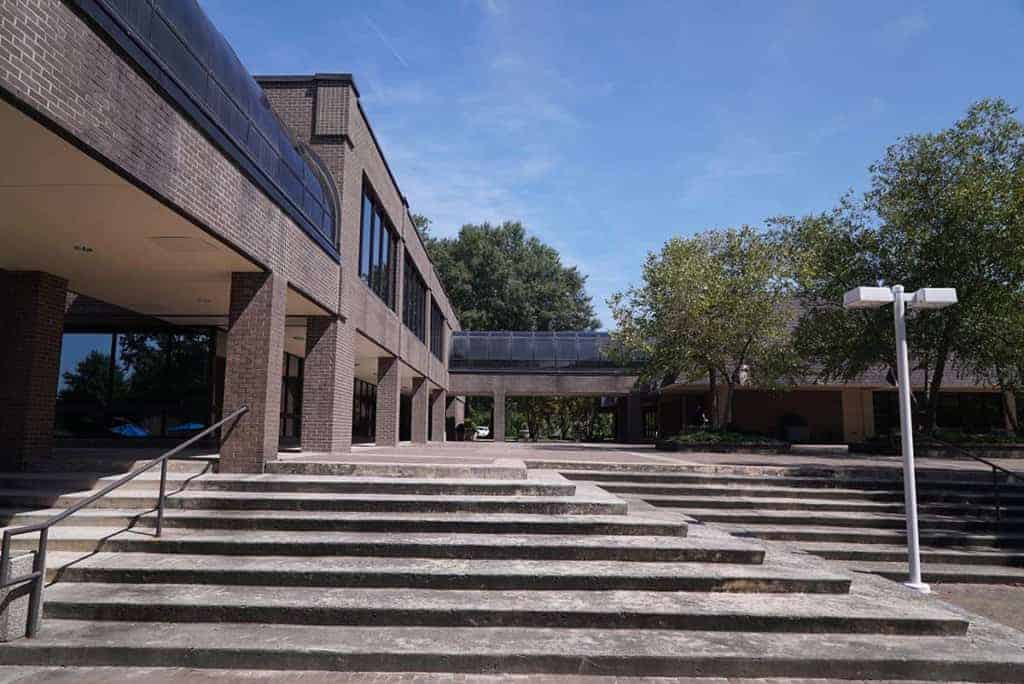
[364,15,409,68]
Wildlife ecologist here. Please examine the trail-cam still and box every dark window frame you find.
[403,253,428,342]
[430,300,445,360]
[358,180,398,310]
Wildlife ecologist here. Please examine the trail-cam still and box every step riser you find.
[3,496,626,515]
[570,472,1015,493]
[1,514,684,536]
[186,482,575,496]
[695,514,1016,532]
[868,569,1024,585]
[0,648,1014,681]
[810,550,1024,566]
[738,530,1024,547]
[19,539,759,562]
[47,568,848,593]
[266,463,527,480]
[601,485,906,501]
[41,603,962,635]
[645,499,903,513]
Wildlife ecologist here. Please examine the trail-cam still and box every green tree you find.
[781,98,1024,430]
[411,213,432,241]
[424,221,600,331]
[609,227,802,428]
[59,350,127,404]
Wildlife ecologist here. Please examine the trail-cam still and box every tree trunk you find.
[724,382,736,428]
[925,332,952,433]
[1002,391,1019,433]
[709,368,720,429]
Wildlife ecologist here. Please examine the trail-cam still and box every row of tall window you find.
[430,301,445,361]
[359,185,398,308]
[403,256,427,342]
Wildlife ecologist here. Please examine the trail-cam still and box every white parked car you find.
[475,426,490,438]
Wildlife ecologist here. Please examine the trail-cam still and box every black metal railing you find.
[918,432,1021,521]
[0,405,248,638]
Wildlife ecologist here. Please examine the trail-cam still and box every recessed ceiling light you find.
[292,336,305,341]
[73,244,94,253]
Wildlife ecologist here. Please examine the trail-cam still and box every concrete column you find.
[301,315,354,453]
[0,271,67,471]
[841,389,866,443]
[626,394,644,443]
[493,391,506,442]
[410,377,429,444]
[430,389,447,443]
[220,272,286,473]
[375,357,401,447]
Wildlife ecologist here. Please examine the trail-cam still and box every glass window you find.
[358,183,398,310]
[404,255,427,342]
[430,301,445,360]
[360,194,373,280]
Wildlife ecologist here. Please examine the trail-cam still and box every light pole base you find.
[904,580,931,594]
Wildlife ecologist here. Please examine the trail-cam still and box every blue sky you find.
[202,0,1024,329]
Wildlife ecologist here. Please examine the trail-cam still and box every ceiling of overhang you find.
[0,98,329,325]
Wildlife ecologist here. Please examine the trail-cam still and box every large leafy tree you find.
[609,227,802,427]
[423,221,600,331]
[781,99,1024,430]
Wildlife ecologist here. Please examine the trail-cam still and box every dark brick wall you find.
[375,357,401,447]
[220,272,287,472]
[0,271,67,470]
[0,0,339,313]
[300,315,353,453]
[732,389,845,443]
[430,389,447,443]
[409,378,429,444]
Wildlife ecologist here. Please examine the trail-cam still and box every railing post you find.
[993,466,1001,522]
[26,530,47,638]
[156,458,168,537]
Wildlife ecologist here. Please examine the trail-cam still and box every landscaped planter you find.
[655,439,790,454]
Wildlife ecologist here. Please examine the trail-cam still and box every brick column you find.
[301,315,354,453]
[493,391,506,442]
[220,272,286,473]
[430,389,447,443]
[0,271,67,471]
[410,377,429,444]
[375,357,401,447]
[626,394,644,443]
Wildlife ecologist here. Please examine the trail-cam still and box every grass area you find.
[664,430,785,446]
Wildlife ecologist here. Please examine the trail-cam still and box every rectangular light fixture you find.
[843,286,895,309]
[909,287,958,309]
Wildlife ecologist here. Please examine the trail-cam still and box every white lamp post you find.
[843,285,958,594]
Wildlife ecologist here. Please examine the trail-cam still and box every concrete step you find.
[841,560,1024,585]
[0,474,576,497]
[638,493,1023,517]
[597,481,906,501]
[719,522,1024,548]
[21,455,219,474]
[2,621,1021,680]
[638,494,904,513]
[0,489,627,515]
[266,458,528,480]
[679,508,1017,532]
[598,480,1024,507]
[798,542,1024,566]
[0,468,212,491]
[569,468,1019,494]
[0,508,687,536]
[41,583,965,635]
[44,553,847,593]
[12,528,757,562]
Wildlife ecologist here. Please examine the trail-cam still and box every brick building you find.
[0,0,462,473]
[0,0,1013,472]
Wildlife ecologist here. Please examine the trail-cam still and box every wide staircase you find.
[551,461,1024,586]
[1,453,1023,680]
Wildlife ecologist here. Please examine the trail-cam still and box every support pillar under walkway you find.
[0,270,67,471]
[220,272,286,473]
[301,315,354,453]
[375,357,401,447]
[493,391,506,442]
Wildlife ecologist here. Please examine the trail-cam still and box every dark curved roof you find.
[450,331,640,374]
[74,0,337,258]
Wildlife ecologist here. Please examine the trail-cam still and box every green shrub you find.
[665,430,784,446]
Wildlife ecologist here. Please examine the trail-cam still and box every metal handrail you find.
[0,405,248,637]
[916,431,1021,521]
